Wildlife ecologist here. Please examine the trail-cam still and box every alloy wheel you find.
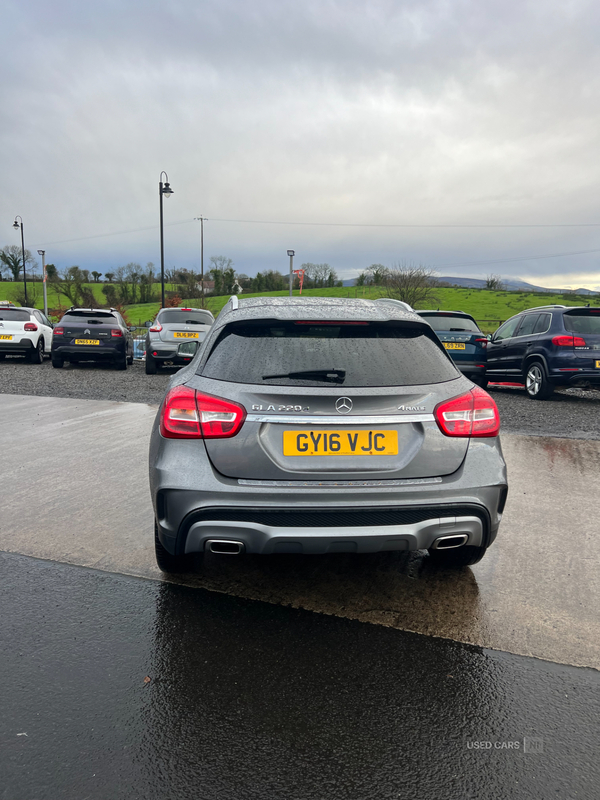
[526,364,543,396]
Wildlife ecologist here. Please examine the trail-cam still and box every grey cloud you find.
[2,0,600,285]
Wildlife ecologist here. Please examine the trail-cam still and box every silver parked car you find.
[149,297,507,573]
[145,306,215,374]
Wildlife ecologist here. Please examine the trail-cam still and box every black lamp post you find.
[159,172,174,308]
[13,216,28,305]
[287,250,295,297]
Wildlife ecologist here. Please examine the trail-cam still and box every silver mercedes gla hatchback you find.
[149,296,508,573]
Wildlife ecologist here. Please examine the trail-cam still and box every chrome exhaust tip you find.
[206,539,245,555]
[431,534,469,550]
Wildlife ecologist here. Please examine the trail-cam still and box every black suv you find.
[51,307,135,370]
[486,305,600,399]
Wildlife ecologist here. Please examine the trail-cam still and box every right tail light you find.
[552,335,586,347]
[160,387,246,439]
[434,386,500,438]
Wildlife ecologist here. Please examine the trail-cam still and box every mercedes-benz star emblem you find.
[335,397,353,414]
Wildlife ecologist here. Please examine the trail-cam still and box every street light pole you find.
[158,171,174,308]
[37,250,47,316]
[194,216,207,308]
[13,216,27,305]
[287,250,295,297]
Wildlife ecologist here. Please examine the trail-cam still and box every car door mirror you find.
[129,326,136,332]
[144,321,152,328]
[487,333,492,341]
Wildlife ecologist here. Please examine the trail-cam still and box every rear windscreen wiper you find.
[262,369,346,383]
[449,327,471,331]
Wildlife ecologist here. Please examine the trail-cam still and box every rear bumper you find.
[455,361,486,375]
[151,352,194,365]
[0,339,35,354]
[146,341,198,364]
[549,371,600,386]
[52,344,124,360]
[181,512,485,555]
[150,421,508,556]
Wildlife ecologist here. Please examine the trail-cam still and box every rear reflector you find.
[160,387,246,439]
[552,335,586,347]
[434,386,500,438]
[24,322,38,331]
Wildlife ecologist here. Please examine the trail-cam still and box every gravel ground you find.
[1,354,599,438]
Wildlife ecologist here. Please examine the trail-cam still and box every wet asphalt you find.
[2,552,599,800]
[1,367,600,798]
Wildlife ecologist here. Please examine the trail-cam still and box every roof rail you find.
[526,304,568,311]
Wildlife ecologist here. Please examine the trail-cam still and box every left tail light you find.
[53,327,64,335]
[434,386,500,438]
[160,387,246,439]
[475,337,488,349]
[149,322,162,332]
[24,322,38,331]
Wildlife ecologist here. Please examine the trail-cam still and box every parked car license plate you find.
[74,339,100,345]
[596,360,600,368]
[174,332,199,338]
[283,429,398,456]
[443,343,466,350]
[0,335,13,340]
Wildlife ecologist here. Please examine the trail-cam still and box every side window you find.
[494,317,521,342]
[533,313,551,334]
[515,314,539,337]
[33,310,45,326]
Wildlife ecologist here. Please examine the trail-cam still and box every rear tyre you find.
[525,361,553,400]
[428,544,488,568]
[145,354,158,375]
[127,353,134,365]
[28,339,44,364]
[154,522,196,574]
[51,356,64,369]
[115,353,127,371]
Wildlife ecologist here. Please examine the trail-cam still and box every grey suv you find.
[149,297,507,573]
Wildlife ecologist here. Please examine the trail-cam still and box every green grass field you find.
[184,286,600,333]
[2,280,597,332]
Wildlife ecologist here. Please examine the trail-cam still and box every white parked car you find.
[0,302,54,364]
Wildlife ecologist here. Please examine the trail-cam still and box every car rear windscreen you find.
[158,310,213,325]
[201,320,458,386]
[61,312,118,324]
[419,314,480,332]
[0,309,30,322]
[563,311,600,334]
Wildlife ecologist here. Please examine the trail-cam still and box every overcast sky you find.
[2,0,600,288]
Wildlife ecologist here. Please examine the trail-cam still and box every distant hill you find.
[343,275,598,294]
[436,276,599,295]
